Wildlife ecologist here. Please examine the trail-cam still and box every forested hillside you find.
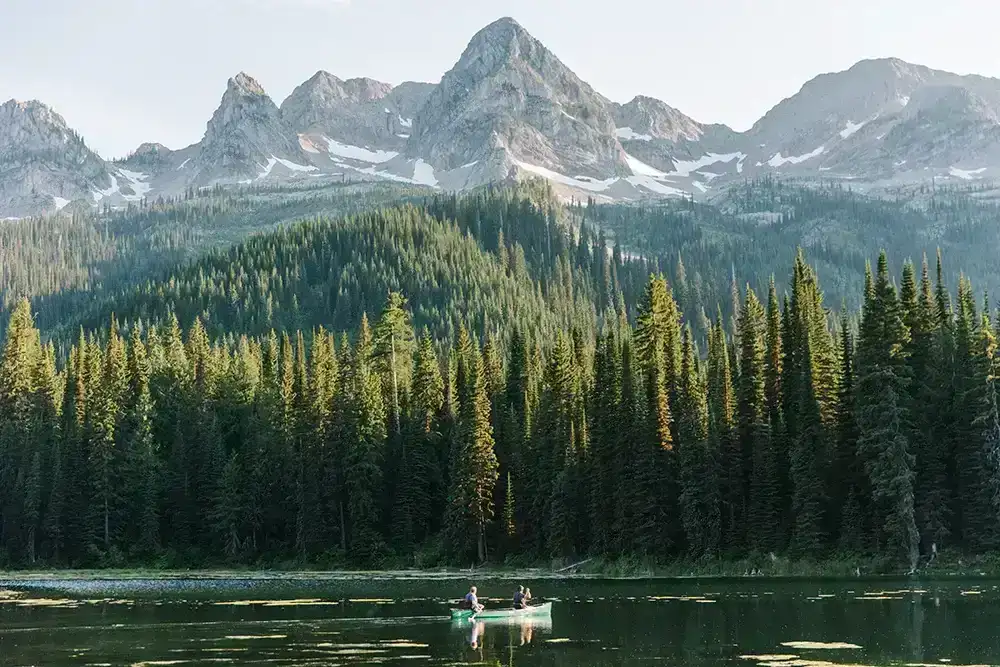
[0,244,997,570]
[2,180,1000,570]
[587,178,1000,317]
[0,181,426,334]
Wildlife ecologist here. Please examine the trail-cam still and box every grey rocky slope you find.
[0,100,118,217]
[405,16,628,189]
[6,19,1000,217]
[734,58,1000,184]
[281,71,434,155]
[186,72,315,184]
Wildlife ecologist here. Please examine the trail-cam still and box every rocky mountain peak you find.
[408,16,624,182]
[229,71,267,96]
[0,99,72,143]
[341,77,393,103]
[281,71,395,132]
[466,16,527,51]
[0,99,113,217]
[456,17,557,85]
[193,72,310,183]
[614,96,705,142]
[132,142,171,156]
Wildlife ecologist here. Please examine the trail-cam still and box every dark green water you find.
[1,575,999,666]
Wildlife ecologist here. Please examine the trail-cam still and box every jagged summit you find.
[408,13,624,183]
[0,98,115,216]
[6,18,1000,216]
[229,72,267,96]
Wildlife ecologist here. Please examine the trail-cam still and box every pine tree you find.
[589,328,623,555]
[443,328,499,563]
[373,292,415,437]
[739,287,775,552]
[856,252,919,570]
[345,314,387,562]
[88,316,127,552]
[833,309,864,551]
[0,299,44,563]
[539,334,581,559]
[121,328,159,556]
[785,257,834,556]
[970,311,1000,549]
[678,325,720,557]
[393,332,443,550]
[907,255,951,550]
[633,275,681,555]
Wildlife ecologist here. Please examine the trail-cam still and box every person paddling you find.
[464,586,484,614]
[512,585,526,609]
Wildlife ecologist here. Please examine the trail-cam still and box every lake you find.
[1,574,999,666]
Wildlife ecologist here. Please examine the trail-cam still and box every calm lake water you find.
[1,574,999,666]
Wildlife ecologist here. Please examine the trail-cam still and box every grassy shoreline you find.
[3,551,1000,581]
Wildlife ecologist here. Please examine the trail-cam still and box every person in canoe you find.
[524,588,533,605]
[462,586,484,613]
[512,585,526,609]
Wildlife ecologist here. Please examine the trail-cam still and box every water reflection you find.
[453,615,552,663]
[3,578,1000,665]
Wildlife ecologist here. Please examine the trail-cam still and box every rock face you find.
[407,17,627,182]
[738,58,1000,183]
[8,21,1000,217]
[120,142,175,173]
[611,96,740,173]
[0,99,115,216]
[190,72,314,184]
[281,71,434,154]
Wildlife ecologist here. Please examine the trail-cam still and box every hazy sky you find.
[2,0,999,158]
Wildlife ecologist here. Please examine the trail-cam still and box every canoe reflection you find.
[453,615,553,649]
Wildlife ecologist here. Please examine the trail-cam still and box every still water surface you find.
[1,575,999,666]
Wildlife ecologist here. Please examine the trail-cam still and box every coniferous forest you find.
[1,182,999,571]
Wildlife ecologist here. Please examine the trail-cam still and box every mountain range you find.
[3,16,1000,218]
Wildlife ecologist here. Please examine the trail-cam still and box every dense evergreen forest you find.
[0,181,427,335]
[1,180,1000,570]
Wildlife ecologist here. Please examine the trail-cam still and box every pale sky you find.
[2,0,999,158]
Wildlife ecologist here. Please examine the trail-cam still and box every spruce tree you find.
[633,275,681,555]
[121,328,159,556]
[443,329,499,563]
[856,252,919,570]
[678,325,720,557]
[739,287,775,552]
[345,314,387,562]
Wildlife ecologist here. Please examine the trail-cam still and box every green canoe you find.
[450,601,552,620]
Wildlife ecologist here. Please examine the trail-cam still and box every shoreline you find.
[3,556,1000,582]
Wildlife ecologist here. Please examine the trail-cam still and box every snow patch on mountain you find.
[950,166,988,180]
[626,175,686,197]
[412,160,438,186]
[275,157,318,172]
[767,145,825,167]
[92,174,121,202]
[118,168,152,201]
[325,137,398,163]
[840,120,867,139]
[514,160,615,192]
[672,152,744,177]
[257,157,278,180]
[625,152,669,178]
[52,196,71,211]
[616,127,653,141]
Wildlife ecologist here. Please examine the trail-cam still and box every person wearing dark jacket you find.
[512,585,526,609]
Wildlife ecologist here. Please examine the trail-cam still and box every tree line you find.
[1,246,997,570]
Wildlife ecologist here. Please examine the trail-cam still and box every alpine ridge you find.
[3,18,1000,217]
